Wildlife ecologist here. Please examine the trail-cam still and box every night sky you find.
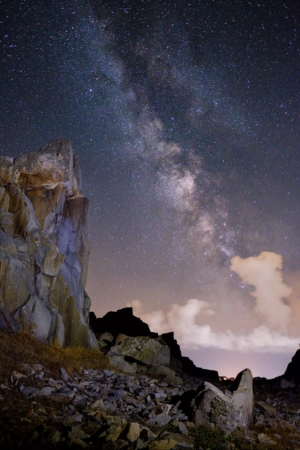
[1,0,300,378]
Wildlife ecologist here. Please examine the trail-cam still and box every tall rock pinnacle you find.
[0,138,98,348]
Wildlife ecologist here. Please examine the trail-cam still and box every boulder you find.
[106,350,137,374]
[191,381,239,432]
[0,139,97,349]
[230,368,254,427]
[188,368,253,432]
[110,336,170,366]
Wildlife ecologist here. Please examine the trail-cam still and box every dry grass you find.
[0,329,112,381]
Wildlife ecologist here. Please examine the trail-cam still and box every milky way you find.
[1,0,300,377]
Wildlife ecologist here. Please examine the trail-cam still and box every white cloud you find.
[127,298,299,354]
[230,251,292,331]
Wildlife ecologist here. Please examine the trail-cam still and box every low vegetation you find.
[191,423,300,450]
[0,329,111,381]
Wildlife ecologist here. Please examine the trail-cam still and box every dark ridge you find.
[89,307,158,339]
[284,349,300,385]
[181,356,219,382]
[161,332,182,359]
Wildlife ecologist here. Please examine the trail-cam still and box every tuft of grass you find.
[0,329,112,381]
[191,425,227,450]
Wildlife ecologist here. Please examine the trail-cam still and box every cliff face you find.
[0,138,98,348]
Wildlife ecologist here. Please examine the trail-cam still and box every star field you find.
[1,0,300,377]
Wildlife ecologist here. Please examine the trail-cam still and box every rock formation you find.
[187,368,254,432]
[0,139,97,348]
[230,368,254,427]
[108,335,171,369]
[90,307,219,382]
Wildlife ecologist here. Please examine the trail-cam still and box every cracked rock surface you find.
[0,139,97,349]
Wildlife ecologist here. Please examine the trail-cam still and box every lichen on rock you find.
[0,138,97,348]
[187,368,254,433]
[110,335,171,366]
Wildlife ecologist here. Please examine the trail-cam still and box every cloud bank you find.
[230,252,292,331]
[128,298,299,354]
[127,252,299,354]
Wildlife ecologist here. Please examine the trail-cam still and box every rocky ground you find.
[0,363,195,449]
[1,310,300,450]
[2,359,300,449]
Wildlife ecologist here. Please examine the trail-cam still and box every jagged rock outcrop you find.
[180,356,219,382]
[0,139,97,348]
[90,307,219,382]
[89,307,158,338]
[186,368,253,432]
[230,368,254,427]
[101,333,183,384]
